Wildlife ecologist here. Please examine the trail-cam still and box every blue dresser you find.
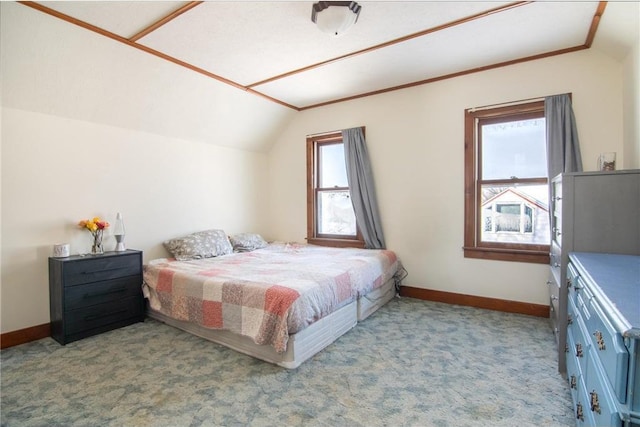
[567,252,640,426]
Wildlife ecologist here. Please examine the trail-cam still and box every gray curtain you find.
[545,94,583,180]
[342,127,386,249]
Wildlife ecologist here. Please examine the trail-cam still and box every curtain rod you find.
[306,130,344,138]
[307,126,364,138]
[468,93,570,113]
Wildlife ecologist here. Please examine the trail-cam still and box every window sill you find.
[463,247,549,264]
[307,237,365,249]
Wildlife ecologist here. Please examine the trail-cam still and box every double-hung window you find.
[464,100,550,264]
[306,131,364,248]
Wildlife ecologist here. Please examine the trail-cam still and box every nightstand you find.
[49,249,144,345]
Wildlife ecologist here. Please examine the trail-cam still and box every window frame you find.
[463,100,550,264]
[306,131,364,248]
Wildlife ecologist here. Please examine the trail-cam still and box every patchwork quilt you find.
[143,242,399,353]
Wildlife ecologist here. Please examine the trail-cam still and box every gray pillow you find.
[164,229,233,261]
[229,233,268,252]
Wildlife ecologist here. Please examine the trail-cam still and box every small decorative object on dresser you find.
[113,212,126,252]
[48,250,144,345]
[78,216,110,255]
[52,243,70,258]
[566,252,639,427]
[598,152,616,171]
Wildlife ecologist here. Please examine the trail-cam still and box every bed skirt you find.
[147,300,358,369]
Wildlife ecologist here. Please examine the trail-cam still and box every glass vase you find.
[91,229,104,255]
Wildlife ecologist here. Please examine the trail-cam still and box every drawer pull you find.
[593,331,606,351]
[575,343,583,358]
[570,375,577,389]
[589,390,601,414]
[84,309,128,322]
[81,267,127,274]
[576,402,584,421]
[83,288,127,299]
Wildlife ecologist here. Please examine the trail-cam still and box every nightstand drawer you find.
[65,276,142,311]
[65,296,143,335]
[63,254,141,286]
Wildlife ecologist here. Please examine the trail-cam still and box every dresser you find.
[566,252,639,427]
[49,250,144,345]
[549,170,640,373]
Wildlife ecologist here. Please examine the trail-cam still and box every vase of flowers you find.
[78,217,110,255]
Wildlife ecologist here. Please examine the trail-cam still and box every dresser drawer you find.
[584,298,629,403]
[584,348,623,427]
[568,297,590,376]
[65,276,142,311]
[566,325,583,404]
[575,375,595,427]
[631,341,640,413]
[567,262,579,306]
[65,296,143,335]
[571,278,594,322]
[63,254,141,287]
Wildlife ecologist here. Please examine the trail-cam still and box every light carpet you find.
[1,297,574,427]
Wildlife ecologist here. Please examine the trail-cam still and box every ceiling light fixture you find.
[311,1,361,37]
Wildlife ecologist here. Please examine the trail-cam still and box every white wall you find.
[1,108,269,333]
[0,1,282,334]
[267,49,625,306]
[622,26,640,169]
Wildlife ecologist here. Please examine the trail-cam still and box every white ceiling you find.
[29,1,639,111]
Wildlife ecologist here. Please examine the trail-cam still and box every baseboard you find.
[0,289,548,348]
[1,323,51,349]
[399,286,550,318]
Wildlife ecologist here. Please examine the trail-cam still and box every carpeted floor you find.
[1,297,574,427]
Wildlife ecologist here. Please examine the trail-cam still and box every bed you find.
[143,237,401,369]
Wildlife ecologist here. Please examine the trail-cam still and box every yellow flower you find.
[78,216,109,234]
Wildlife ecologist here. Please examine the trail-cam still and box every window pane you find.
[481,118,547,180]
[480,183,550,244]
[318,190,356,235]
[319,143,348,188]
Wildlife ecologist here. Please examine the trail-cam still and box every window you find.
[307,131,364,248]
[464,100,550,263]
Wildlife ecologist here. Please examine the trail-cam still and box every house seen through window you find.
[464,101,550,263]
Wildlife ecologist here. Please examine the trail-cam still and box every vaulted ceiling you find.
[21,1,638,111]
[3,1,638,152]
